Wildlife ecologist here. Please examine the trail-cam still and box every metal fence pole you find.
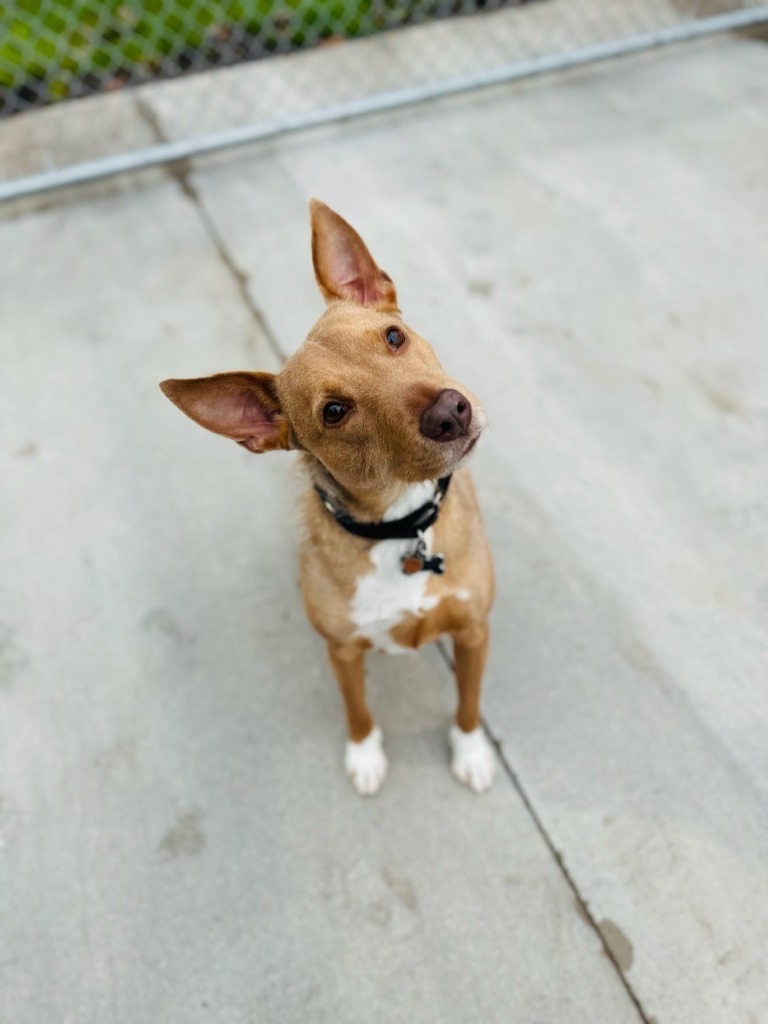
[2,5,767,205]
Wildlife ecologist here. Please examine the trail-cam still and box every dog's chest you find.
[351,531,439,654]
[350,482,440,655]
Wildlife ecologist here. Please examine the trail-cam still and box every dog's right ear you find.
[310,198,399,312]
[160,371,291,453]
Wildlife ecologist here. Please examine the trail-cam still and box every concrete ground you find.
[2,29,768,1024]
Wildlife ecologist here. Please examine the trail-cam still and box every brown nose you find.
[420,389,472,442]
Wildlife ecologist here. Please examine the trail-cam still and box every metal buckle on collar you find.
[401,530,445,576]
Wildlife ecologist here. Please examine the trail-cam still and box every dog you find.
[160,200,496,796]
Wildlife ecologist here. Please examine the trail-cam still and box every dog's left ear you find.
[310,198,399,312]
[160,371,291,453]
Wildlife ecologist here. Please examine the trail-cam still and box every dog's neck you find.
[301,453,438,524]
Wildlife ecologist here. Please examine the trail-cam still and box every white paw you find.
[449,724,496,793]
[345,726,388,796]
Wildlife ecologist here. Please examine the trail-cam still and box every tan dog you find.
[161,200,495,795]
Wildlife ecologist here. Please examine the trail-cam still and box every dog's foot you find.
[449,724,496,793]
[345,726,388,796]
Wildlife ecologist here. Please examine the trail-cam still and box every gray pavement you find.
[2,30,768,1024]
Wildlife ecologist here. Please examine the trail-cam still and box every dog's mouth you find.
[461,434,480,459]
[439,425,483,474]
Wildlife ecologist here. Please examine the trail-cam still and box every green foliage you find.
[0,0,393,102]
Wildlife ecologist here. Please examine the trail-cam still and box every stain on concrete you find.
[468,279,494,297]
[13,442,37,459]
[618,630,660,676]
[302,981,322,1006]
[366,900,392,928]
[141,607,186,644]
[158,807,206,859]
[0,623,29,687]
[382,865,418,912]
[693,376,742,416]
[93,737,137,780]
[598,918,634,973]
[320,856,418,938]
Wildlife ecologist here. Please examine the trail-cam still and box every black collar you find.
[314,475,452,541]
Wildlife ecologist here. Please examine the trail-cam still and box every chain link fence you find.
[1,0,767,199]
[2,0,767,116]
[9,1,534,115]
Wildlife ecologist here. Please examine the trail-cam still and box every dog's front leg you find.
[327,641,388,796]
[449,621,496,793]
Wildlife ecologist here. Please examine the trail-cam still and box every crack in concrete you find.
[134,96,286,364]
[435,639,651,1024]
[488,732,651,1021]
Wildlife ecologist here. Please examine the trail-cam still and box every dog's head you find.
[161,200,485,494]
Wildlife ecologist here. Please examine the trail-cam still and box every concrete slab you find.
[0,88,166,214]
[169,34,768,1024]
[0,176,638,1017]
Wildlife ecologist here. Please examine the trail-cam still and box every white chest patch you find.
[351,483,440,655]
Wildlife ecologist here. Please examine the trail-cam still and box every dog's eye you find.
[385,326,406,350]
[322,401,349,425]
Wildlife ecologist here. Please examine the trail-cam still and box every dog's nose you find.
[420,389,472,442]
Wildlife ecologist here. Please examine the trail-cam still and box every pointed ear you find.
[159,371,291,454]
[310,199,399,312]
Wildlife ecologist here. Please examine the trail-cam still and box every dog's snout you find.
[420,388,472,443]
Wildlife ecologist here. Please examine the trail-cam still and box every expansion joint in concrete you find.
[134,96,287,365]
[435,640,652,1024]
